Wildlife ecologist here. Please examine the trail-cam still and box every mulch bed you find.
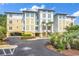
[46,43,79,56]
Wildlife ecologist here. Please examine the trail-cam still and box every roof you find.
[67,15,76,18]
[5,12,23,14]
[38,9,55,12]
[55,13,67,16]
[23,10,37,13]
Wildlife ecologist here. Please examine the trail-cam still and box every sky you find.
[0,3,79,25]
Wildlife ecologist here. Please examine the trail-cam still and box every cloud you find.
[20,8,27,11]
[20,5,45,11]
[72,11,79,16]
[31,5,45,11]
[0,3,8,5]
[31,5,40,9]
[32,5,45,9]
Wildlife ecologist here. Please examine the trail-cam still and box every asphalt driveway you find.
[2,37,63,56]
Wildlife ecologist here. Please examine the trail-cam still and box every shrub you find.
[21,33,35,39]
[49,33,65,51]
[0,26,6,41]
[70,39,79,50]
[56,39,65,51]
[49,25,79,51]
[22,33,32,36]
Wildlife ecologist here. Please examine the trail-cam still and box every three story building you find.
[6,9,75,37]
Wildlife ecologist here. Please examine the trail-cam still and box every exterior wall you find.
[38,10,54,37]
[39,11,54,30]
[24,12,36,36]
[7,14,23,36]
[53,15,58,32]
[6,9,75,37]
[55,15,75,32]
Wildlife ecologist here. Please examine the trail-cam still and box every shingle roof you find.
[67,15,76,18]
[38,9,55,12]
[55,13,67,16]
[5,12,23,14]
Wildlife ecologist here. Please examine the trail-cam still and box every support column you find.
[46,32,48,37]
[6,32,10,37]
[40,33,43,38]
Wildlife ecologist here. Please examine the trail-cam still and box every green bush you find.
[49,32,79,51]
[49,25,79,51]
[49,33,66,51]
[70,40,79,50]
[22,33,32,36]
[56,39,65,50]
[21,36,35,39]
[21,33,35,39]
[0,26,6,41]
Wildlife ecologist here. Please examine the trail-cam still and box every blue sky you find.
[0,3,79,25]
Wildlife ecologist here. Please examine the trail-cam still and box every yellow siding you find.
[59,19,72,32]
[25,18,35,32]
[7,18,22,32]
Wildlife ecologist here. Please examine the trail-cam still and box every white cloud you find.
[20,5,45,11]
[20,8,27,11]
[31,5,40,9]
[72,11,79,16]
[32,5,45,9]
[31,5,45,11]
[41,5,45,9]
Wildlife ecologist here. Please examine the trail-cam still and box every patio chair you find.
[0,45,18,55]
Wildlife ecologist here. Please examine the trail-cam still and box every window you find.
[42,25,46,30]
[23,14,25,20]
[31,19,34,24]
[17,20,18,22]
[23,27,25,30]
[26,13,29,17]
[42,14,46,18]
[36,26,39,30]
[42,19,46,21]
[17,26,18,28]
[31,25,34,30]
[59,16,62,19]
[63,16,66,19]
[31,13,34,17]
[9,14,12,17]
[59,16,66,19]
[23,20,25,24]
[9,20,12,24]
[48,26,51,30]
[26,25,29,30]
[9,27,12,30]
[48,14,51,18]
[48,19,51,22]
[36,21,39,25]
